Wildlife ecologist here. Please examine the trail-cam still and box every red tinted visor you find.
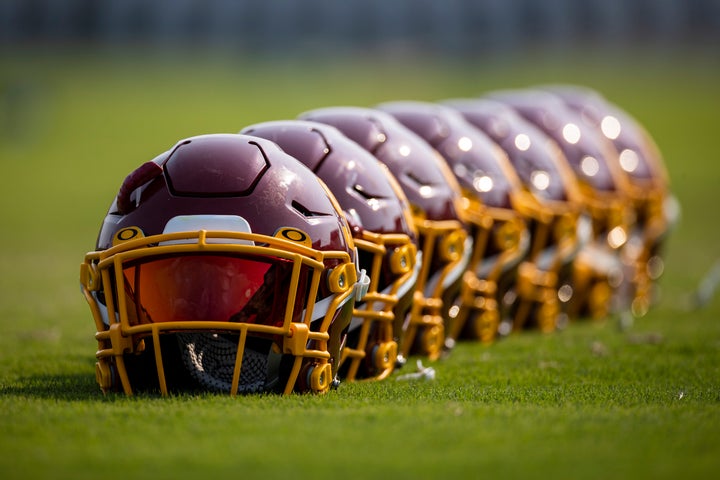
[121,254,303,325]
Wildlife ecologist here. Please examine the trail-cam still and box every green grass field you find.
[1,46,719,479]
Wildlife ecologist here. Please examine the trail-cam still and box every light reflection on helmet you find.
[377,101,530,345]
[486,89,635,321]
[240,120,419,381]
[445,98,586,333]
[80,134,363,395]
[300,107,471,361]
[541,85,680,317]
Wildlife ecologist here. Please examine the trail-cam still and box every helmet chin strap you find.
[355,269,371,301]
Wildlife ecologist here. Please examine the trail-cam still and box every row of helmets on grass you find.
[80,85,679,396]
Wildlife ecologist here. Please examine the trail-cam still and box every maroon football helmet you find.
[443,98,588,333]
[241,120,419,381]
[541,85,679,317]
[376,101,531,344]
[299,107,470,361]
[80,134,364,395]
[486,89,634,321]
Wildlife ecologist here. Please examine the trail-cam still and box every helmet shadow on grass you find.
[0,355,108,401]
[0,373,103,401]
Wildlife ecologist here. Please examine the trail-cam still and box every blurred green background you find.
[1,1,719,479]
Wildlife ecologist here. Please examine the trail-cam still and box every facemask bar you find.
[504,143,601,330]
[511,196,586,333]
[600,128,677,318]
[445,191,530,345]
[619,180,679,317]
[401,216,469,360]
[569,181,635,319]
[340,231,418,382]
[80,229,358,396]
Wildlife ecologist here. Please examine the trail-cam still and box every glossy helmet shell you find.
[80,134,359,395]
[541,85,679,316]
[444,97,587,331]
[299,106,470,360]
[444,98,580,205]
[486,89,634,320]
[376,100,530,344]
[240,119,419,381]
[541,85,666,184]
[486,89,629,194]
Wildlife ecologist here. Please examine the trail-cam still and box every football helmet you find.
[444,97,587,333]
[240,120,419,381]
[487,89,634,321]
[541,85,679,316]
[80,133,367,395]
[299,106,470,361]
[376,101,530,344]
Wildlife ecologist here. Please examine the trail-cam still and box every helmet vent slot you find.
[405,171,433,188]
[352,184,387,201]
[292,200,330,218]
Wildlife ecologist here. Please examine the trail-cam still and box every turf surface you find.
[1,46,719,479]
